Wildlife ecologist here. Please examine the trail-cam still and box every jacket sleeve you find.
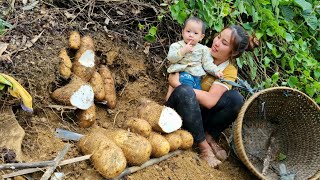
[167,43,184,63]
[202,48,219,76]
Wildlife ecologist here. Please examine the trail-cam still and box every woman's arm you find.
[194,84,227,109]
[197,63,238,108]
[168,72,228,109]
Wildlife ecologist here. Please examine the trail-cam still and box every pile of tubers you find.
[52,31,195,179]
[52,31,117,128]
[77,98,194,179]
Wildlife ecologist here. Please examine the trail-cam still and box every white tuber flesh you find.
[158,107,182,133]
[78,50,95,67]
[70,84,94,110]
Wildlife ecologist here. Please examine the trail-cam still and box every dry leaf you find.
[64,11,76,19]
[25,30,44,48]
[0,54,12,63]
[21,35,27,47]
[104,17,110,25]
[103,26,109,33]
[9,0,15,8]
[131,8,141,15]
[21,0,39,11]
[116,10,124,16]
[143,43,150,55]
[107,34,114,41]
[0,43,9,56]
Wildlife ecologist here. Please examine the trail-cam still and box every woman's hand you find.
[168,72,181,88]
[194,83,228,109]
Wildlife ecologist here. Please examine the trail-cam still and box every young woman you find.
[166,25,259,168]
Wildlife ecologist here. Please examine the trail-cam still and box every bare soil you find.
[0,1,257,179]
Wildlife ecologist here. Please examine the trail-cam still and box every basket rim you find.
[233,86,320,180]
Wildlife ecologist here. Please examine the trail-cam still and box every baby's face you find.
[182,20,204,45]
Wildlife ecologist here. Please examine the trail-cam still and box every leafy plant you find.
[0,18,13,35]
[144,26,158,43]
[168,0,320,103]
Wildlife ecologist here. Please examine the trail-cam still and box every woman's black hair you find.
[228,25,259,59]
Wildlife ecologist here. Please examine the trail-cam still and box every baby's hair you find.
[183,16,206,34]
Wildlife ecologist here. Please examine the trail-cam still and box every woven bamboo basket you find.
[233,87,320,180]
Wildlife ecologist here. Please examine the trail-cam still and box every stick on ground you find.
[40,144,71,180]
[2,154,91,179]
[0,160,54,170]
[262,131,276,176]
[111,150,183,180]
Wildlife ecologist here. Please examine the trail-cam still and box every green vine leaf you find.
[288,76,298,87]
[305,84,315,97]
[293,0,312,11]
[302,10,318,30]
[0,18,13,29]
[285,33,293,42]
[144,26,158,43]
[264,56,271,67]
[221,3,230,17]
[271,72,279,84]
[314,68,320,79]
[280,5,295,21]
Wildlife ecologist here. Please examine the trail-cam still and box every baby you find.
[165,16,223,100]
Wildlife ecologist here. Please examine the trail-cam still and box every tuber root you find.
[137,98,182,133]
[69,31,81,50]
[78,104,96,128]
[125,117,152,138]
[58,48,72,79]
[148,132,170,158]
[72,36,96,82]
[51,76,94,110]
[164,132,182,152]
[89,71,105,101]
[98,65,117,109]
[78,129,127,179]
[175,129,194,150]
[105,128,152,166]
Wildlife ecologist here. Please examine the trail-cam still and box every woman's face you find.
[211,28,233,62]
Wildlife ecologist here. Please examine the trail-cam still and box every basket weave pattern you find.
[233,87,320,180]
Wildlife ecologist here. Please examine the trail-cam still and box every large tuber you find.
[51,76,94,110]
[78,129,127,179]
[98,65,117,109]
[72,36,96,82]
[138,98,182,133]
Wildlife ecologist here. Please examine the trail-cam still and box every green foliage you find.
[144,26,158,43]
[278,152,287,161]
[0,18,13,35]
[168,0,320,103]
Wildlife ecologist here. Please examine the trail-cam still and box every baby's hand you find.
[180,40,193,55]
[215,71,224,78]
[187,62,198,66]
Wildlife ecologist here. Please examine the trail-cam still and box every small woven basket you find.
[233,87,320,180]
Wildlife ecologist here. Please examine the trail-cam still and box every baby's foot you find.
[205,134,228,161]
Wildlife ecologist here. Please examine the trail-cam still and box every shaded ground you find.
[0,1,257,179]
